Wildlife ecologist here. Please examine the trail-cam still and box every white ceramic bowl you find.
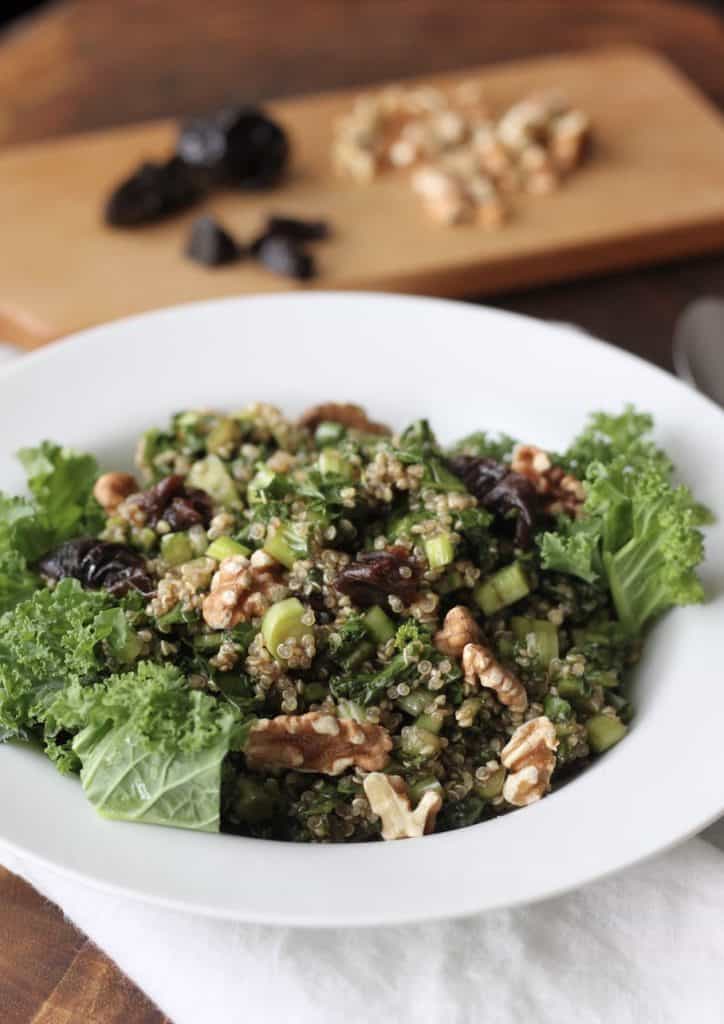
[1,293,722,926]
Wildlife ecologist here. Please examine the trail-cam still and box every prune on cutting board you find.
[252,233,316,280]
[38,539,154,596]
[135,474,213,530]
[177,106,289,189]
[185,216,242,266]
[264,215,330,241]
[105,157,207,227]
[334,547,420,608]
[448,455,539,548]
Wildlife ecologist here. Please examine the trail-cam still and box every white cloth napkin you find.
[4,837,724,1024]
[3,338,724,1023]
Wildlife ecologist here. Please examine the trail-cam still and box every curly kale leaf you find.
[47,662,253,831]
[540,428,711,634]
[394,420,466,493]
[557,406,671,477]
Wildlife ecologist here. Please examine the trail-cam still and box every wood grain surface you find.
[1,2,724,1023]
[3,44,724,348]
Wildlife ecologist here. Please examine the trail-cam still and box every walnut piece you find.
[299,402,390,435]
[434,605,481,658]
[501,716,558,807]
[511,443,585,518]
[462,642,528,712]
[93,472,139,514]
[201,550,285,630]
[245,712,392,775]
[363,773,442,840]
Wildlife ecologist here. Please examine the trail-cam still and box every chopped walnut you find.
[511,444,585,517]
[245,712,392,775]
[363,773,442,840]
[434,605,481,658]
[299,402,390,436]
[462,642,528,712]
[501,716,559,806]
[201,550,286,630]
[93,472,139,514]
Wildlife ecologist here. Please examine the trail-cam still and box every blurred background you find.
[1,0,723,365]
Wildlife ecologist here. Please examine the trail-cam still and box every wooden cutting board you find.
[2,44,724,350]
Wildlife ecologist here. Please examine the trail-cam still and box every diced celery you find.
[247,467,277,504]
[315,421,346,447]
[512,616,559,666]
[160,531,193,566]
[132,526,157,552]
[437,569,464,595]
[400,724,442,759]
[363,605,395,644]
[557,675,591,703]
[474,562,530,615]
[206,536,251,561]
[589,669,620,689]
[261,597,311,659]
[188,454,241,508]
[206,417,241,455]
[476,766,505,800]
[416,711,445,735]
[318,448,353,479]
[586,713,627,753]
[193,633,224,651]
[263,527,298,569]
[408,777,443,803]
[424,533,456,570]
[397,691,430,717]
[342,641,375,672]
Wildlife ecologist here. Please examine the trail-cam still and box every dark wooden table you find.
[1,2,723,1021]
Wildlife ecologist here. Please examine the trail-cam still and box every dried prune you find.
[334,547,420,608]
[38,539,154,596]
[252,233,315,280]
[264,215,330,241]
[135,474,213,530]
[185,216,242,267]
[448,455,538,548]
[177,106,289,189]
[105,157,207,227]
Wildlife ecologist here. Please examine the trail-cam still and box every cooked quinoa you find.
[0,403,709,841]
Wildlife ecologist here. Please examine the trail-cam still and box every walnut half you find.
[501,716,558,807]
[462,642,528,712]
[363,773,442,840]
[434,605,481,658]
[202,551,285,630]
[299,402,390,436]
[245,712,392,775]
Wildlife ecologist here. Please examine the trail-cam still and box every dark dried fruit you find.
[38,539,154,596]
[334,547,420,608]
[185,216,242,267]
[252,233,315,280]
[448,455,539,548]
[135,474,213,530]
[177,106,289,189]
[264,215,330,241]
[105,157,207,227]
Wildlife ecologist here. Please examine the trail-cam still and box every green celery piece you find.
[263,527,298,569]
[207,536,250,561]
[408,776,443,803]
[315,421,346,447]
[586,713,627,753]
[187,455,240,508]
[363,605,395,644]
[424,533,456,570]
[206,418,241,456]
[262,598,310,659]
[318,449,353,479]
[511,616,559,665]
[416,711,445,735]
[401,724,442,759]
[543,694,572,722]
[396,691,430,716]
[161,532,193,566]
[474,562,530,615]
[476,766,505,799]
